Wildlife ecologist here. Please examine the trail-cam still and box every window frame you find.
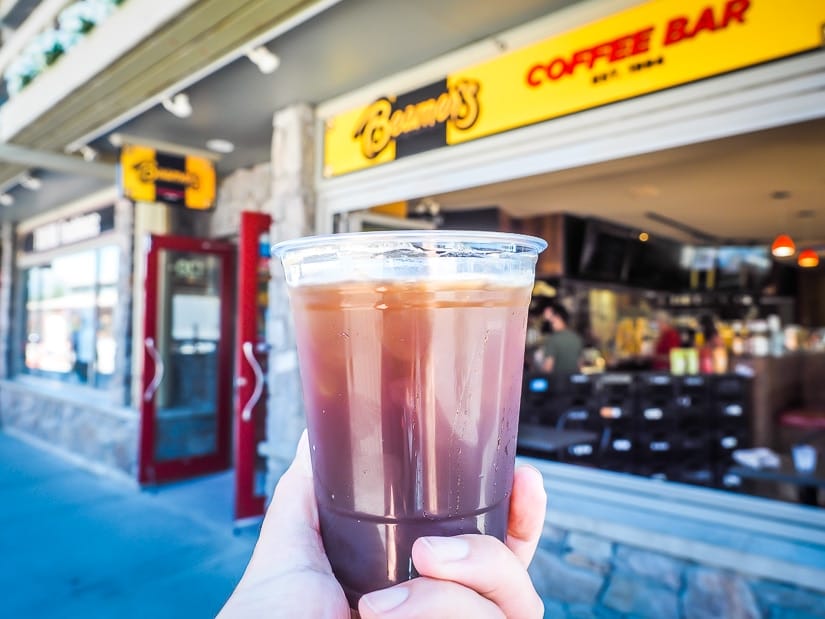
[12,202,127,404]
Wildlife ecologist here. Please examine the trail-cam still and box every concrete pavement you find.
[0,431,257,618]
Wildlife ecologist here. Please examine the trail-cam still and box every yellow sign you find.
[324,0,825,177]
[119,145,216,210]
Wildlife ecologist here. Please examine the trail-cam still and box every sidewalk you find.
[0,431,257,618]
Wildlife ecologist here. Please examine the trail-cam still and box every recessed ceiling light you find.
[638,232,650,242]
[206,139,235,154]
[0,193,14,206]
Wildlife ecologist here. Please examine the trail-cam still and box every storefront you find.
[0,189,138,473]
[313,0,825,613]
[0,142,275,523]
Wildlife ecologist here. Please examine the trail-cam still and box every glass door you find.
[139,235,235,484]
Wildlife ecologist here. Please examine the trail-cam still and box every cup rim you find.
[271,229,548,258]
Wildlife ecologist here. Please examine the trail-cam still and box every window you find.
[22,246,119,388]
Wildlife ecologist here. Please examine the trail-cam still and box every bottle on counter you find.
[684,346,699,375]
[767,315,785,356]
[731,322,745,357]
[712,344,729,374]
[749,320,770,357]
[699,344,714,374]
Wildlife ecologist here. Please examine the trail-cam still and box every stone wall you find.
[262,104,316,495]
[112,198,135,407]
[0,381,138,477]
[528,524,825,619]
[210,162,272,239]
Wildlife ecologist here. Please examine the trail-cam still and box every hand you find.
[217,430,350,619]
[218,431,547,619]
[358,462,546,619]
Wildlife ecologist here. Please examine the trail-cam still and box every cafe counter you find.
[516,358,825,616]
[519,352,825,493]
[518,370,750,490]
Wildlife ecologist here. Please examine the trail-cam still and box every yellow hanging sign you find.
[119,144,216,210]
[324,0,825,177]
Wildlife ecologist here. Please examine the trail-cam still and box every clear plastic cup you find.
[273,230,546,608]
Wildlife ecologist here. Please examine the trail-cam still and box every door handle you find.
[241,341,265,422]
[144,337,165,402]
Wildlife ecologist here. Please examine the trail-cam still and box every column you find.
[263,103,316,496]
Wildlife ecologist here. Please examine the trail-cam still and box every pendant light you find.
[771,234,796,257]
[797,249,820,268]
[770,190,795,258]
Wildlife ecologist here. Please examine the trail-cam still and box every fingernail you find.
[361,586,409,613]
[519,463,544,483]
[421,536,470,561]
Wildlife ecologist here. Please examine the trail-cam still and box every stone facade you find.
[111,198,136,407]
[0,196,137,476]
[0,381,138,477]
[210,162,272,239]
[528,524,825,619]
[262,104,316,496]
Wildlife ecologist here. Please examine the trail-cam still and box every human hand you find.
[217,430,350,619]
[218,431,547,619]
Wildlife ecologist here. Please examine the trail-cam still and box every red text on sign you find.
[526,27,654,87]
[663,0,750,45]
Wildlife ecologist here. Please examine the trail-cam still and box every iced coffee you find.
[274,231,545,607]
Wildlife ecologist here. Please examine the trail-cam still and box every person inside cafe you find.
[540,301,583,374]
[652,310,681,371]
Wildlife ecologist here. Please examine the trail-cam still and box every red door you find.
[234,212,272,522]
[139,234,235,485]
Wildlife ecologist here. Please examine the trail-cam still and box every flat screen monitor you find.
[715,246,772,290]
[577,220,632,282]
[626,237,688,291]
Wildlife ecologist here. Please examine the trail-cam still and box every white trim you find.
[108,133,222,162]
[317,50,825,216]
[16,186,119,233]
[534,460,825,542]
[15,229,122,268]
